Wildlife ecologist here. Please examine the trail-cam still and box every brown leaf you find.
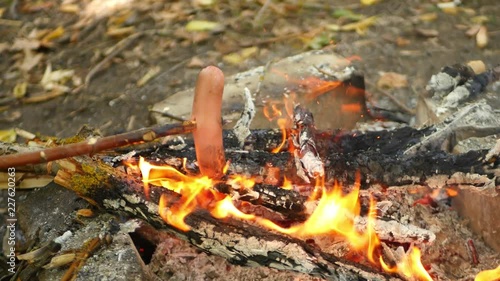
[20,49,44,72]
[465,25,481,37]
[10,38,41,51]
[187,56,205,68]
[415,28,439,38]
[396,37,410,47]
[377,72,408,89]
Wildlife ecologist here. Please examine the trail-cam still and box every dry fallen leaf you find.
[10,38,41,51]
[437,2,458,14]
[396,37,410,47]
[361,0,381,6]
[328,16,377,35]
[187,56,205,68]
[13,82,28,98]
[467,60,486,74]
[377,72,408,89]
[0,129,17,143]
[471,16,489,24]
[465,25,481,37]
[59,4,79,13]
[476,25,488,48]
[419,13,438,22]
[192,0,214,7]
[20,49,44,72]
[40,64,75,92]
[136,66,161,87]
[222,47,259,65]
[41,26,65,43]
[106,26,135,37]
[185,20,223,32]
[415,28,439,37]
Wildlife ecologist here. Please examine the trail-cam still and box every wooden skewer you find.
[0,121,196,169]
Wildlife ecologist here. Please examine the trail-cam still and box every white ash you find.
[111,150,136,163]
[119,219,141,233]
[300,151,325,179]
[485,138,500,162]
[233,87,256,147]
[426,72,459,96]
[436,85,470,116]
[54,230,73,244]
[123,193,142,204]
[103,199,121,210]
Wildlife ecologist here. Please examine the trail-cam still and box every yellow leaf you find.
[185,20,221,32]
[13,82,28,98]
[0,129,17,143]
[42,26,65,42]
[106,26,135,37]
[340,16,377,35]
[361,0,380,5]
[471,16,489,24]
[476,26,488,48]
[222,47,259,65]
[419,13,438,22]
[59,4,79,14]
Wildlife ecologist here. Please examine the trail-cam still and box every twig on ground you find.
[84,32,145,88]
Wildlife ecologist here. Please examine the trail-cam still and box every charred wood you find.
[52,156,401,280]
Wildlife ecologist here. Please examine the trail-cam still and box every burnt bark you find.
[141,127,495,187]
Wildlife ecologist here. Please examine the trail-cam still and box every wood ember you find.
[291,104,324,183]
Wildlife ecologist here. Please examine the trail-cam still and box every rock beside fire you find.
[151,50,369,130]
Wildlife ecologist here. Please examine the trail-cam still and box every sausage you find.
[191,66,226,179]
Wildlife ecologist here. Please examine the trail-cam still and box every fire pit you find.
[1,51,499,280]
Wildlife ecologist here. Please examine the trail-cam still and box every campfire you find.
[2,51,499,280]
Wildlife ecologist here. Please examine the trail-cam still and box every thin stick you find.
[84,31,144,88]
[0,121,196,169]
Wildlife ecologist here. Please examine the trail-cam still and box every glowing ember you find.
[475,265,500,281]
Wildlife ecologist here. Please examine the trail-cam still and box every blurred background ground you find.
[0,0,498,138]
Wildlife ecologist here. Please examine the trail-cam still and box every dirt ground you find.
[0,0,498,138]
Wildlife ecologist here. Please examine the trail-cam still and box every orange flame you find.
[138,158,437,280]
[380,247,433,281]
[263,99,292,153]
[281,176,292,190]
[475,265,500,281]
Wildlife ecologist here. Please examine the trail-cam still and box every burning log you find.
[51,156,399,280]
